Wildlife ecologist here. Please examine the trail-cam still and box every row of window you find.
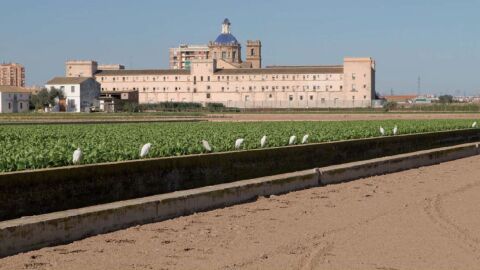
[99,73,346,83]
[103,84,354,92]
[167,93,368,101]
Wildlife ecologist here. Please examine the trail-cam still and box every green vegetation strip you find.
[0,119,477,172]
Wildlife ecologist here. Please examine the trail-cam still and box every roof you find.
[0,85,33,93]
[46,77,91,85]
[214,33,239,45]
[95,69,190,76]
[214,66,344,75]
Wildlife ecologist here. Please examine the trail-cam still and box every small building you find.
[0,86,31,113]
[45,77,100,112]
[99,90,138,112]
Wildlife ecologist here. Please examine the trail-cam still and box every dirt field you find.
[2,156,480,269]
[210,113,480,122]
[0,113,479,124]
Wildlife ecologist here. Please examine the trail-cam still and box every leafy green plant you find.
[0,119,477,172]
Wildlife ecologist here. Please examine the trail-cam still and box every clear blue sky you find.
[1,0,479,95]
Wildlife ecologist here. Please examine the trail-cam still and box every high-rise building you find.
[0,63,25,87]
[169,45,210,70]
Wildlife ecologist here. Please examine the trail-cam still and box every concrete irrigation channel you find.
[0,130,479,257]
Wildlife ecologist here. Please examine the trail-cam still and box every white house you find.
[0,86,31,113]
[45,77,100,112]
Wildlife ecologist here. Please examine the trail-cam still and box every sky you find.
[1,0,479,95]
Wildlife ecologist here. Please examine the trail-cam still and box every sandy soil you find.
[2,156,480,270]
[210,113,480,122]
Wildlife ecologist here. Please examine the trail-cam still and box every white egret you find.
[235,138,244,150]
[289,135,297,145]
[393,125,398,136]
[260,135,267,148]
[72,148,82,165]
[202,140,212,152]
[472,121,477,128]
[301,134,309,144]
[140,143,152,158]
[379,126,385,136]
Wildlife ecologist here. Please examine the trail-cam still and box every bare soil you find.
[210,113,480,122]
[1,156,480,269]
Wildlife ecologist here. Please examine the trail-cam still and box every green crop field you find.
[0,119,477,172]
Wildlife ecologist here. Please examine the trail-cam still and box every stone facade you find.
[94,57,376,108]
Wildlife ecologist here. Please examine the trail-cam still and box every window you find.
[352,73,356,80]
[206,93,211,99]
[71,86,75,93]
[289,95,294,101]
[207,85,211,90]
[300,96,304,101]
[250,48,255,56]
[269,94,273,98]
[364,84,367,89]
[309,95,314,100]
[321,98,326,104]
[364,95,367,99]
[222,52,226,59]
[340,85,343,90]
[352,84,357,91]
[20,102,23,109]
[232,51,236,59]
[352,96,355,100]
[8,102,11,109]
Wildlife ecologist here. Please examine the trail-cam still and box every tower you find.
[246,40,262,68]
[209,18,242,65]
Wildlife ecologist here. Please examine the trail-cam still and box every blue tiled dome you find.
[214,33,238,45]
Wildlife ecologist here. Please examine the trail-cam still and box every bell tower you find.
[246,40,262,68]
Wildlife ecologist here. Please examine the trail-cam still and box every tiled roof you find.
[95,69,189,76]
[46,77,91,85]
[0,85,34,93]
[214,66,344,75]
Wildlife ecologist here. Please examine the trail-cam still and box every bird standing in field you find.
[302,134,309,144]
[202,140,212,152]
[140,143,152,158]
[379,126,385,136]
[72,148,82,165]
[289,135,297,145]
[393,125,398,136]
[260,135,267,148]
[472,121,477,128]
[235,138,244,150]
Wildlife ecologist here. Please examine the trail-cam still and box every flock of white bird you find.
[71,121,478,165]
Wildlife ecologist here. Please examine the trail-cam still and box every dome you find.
[214,33,238,45]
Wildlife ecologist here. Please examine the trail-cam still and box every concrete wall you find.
[0,129,479,221]
[1,142,479,258]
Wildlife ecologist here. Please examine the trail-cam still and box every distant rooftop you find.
[46,77,92,85]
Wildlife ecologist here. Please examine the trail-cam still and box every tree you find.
[438,95,453,104]
[29,87,65,110]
